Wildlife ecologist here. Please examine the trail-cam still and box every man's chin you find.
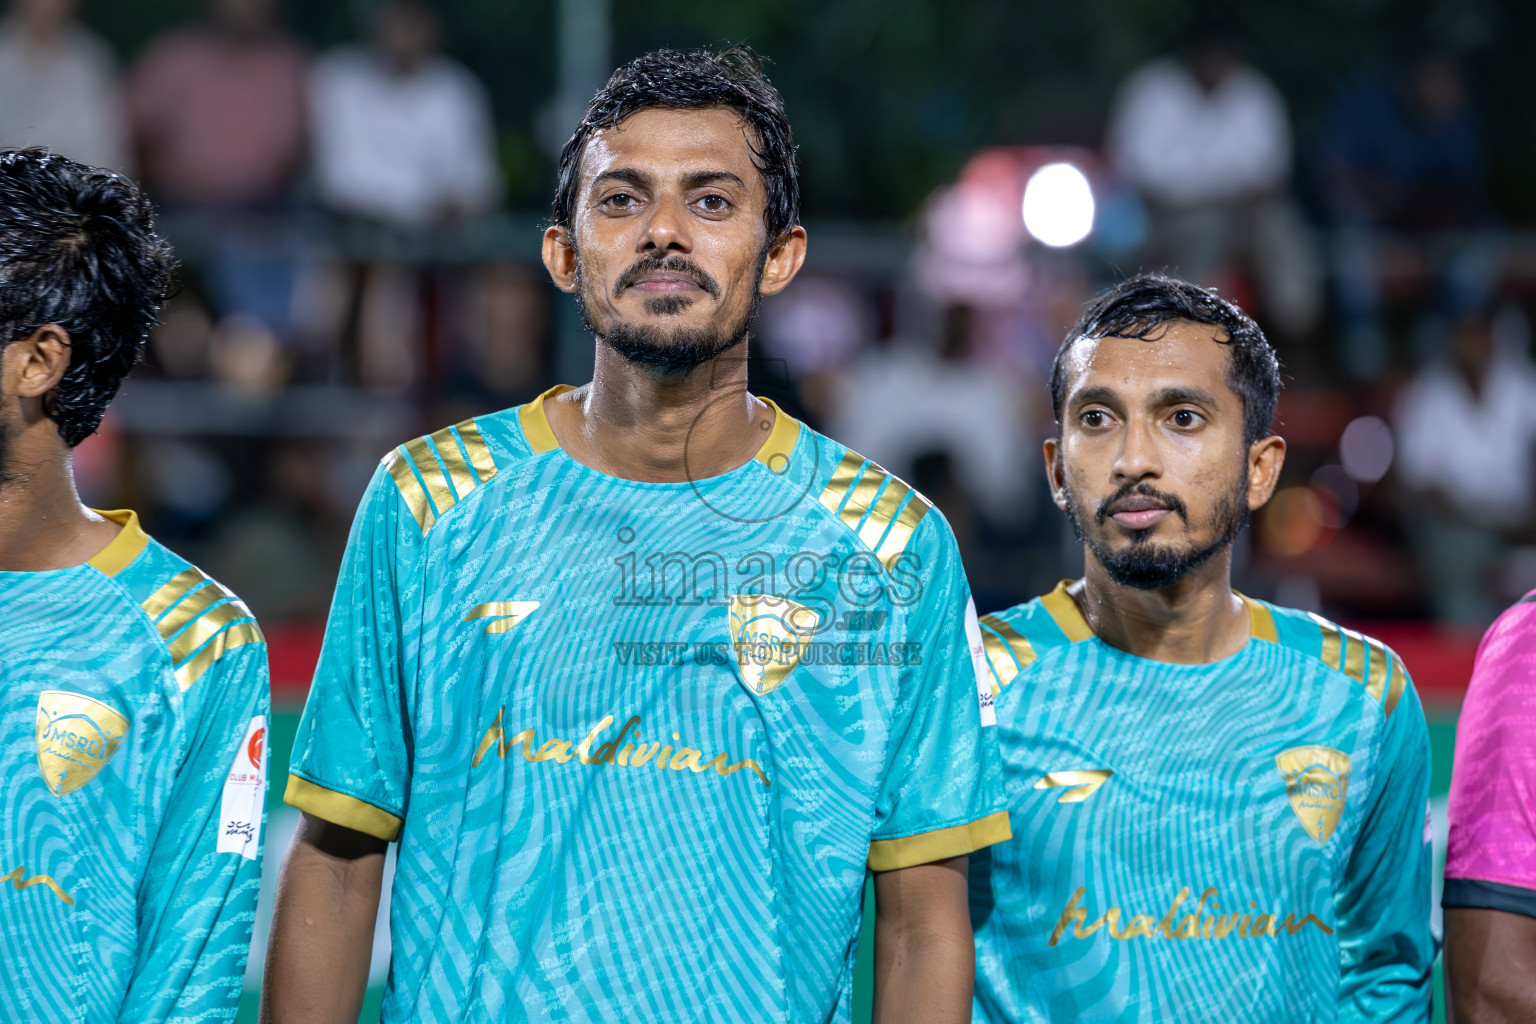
[1087,534,1228,590]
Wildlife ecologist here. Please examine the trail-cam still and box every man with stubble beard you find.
[261,46,1005,1024]
[968,273,1433,1022]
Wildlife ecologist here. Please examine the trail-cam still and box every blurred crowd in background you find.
[7,0,1533,632]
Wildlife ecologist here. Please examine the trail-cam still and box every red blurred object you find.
[1344,622,1482,704]
[263,622,325,699]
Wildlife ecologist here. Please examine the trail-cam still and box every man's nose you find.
[638,194,692,253]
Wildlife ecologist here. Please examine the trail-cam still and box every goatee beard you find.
[576,249,763,380]
[1065,475,1250,590]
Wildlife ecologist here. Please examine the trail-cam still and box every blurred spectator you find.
[130,0,308,353]
[310,0,500,226]
[0,0,127,170]
[828,303,1034,525]
[1319,53,1492,379]
[1106,28,1320,339]
[129,0,306,206]
[1394,307,1536,625]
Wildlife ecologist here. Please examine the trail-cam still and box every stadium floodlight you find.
[1021,162,1095,248]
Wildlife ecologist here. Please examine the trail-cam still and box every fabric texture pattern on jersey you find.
[970,582,1434,1024]
[287,386,1007,1024]
[0,509,269,1023]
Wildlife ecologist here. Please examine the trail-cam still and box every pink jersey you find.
[1445,593,1536,914]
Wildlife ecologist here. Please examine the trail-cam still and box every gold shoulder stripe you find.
[174,620,263,690]
[384,418,501,536]
[86,509,150,578]
[816,449,933,570]
[1237,594,1278,642]
[1041,581,1094,642]
[519,384,573,455]
[1339,627,1368,685]
[867,810,1012,872]
[979,615,1036,695]
[752,397,800,471]
[141,565,264,690]
[1362,636,1391,703]
[1384,653,1408,718]
[1312,614,1343,670]
[285,774,402,842]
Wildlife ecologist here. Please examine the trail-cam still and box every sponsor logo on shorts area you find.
[34,690,129,797]
[1276,745,1351,844]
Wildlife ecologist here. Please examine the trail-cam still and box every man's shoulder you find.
[94,511,265,692]
[1257,600,1414,721]
[975,584,1092,694]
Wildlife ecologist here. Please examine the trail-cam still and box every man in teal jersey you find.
[0,149,270,1021]
[969,273,1434,1022]
[263,46,1005,1024]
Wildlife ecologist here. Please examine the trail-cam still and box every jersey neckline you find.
[0,507,148,579]
[517,383,803,488]
[1042,578,1279,665]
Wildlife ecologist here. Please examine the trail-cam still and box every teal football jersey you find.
[970,582,1433,1023]
[0,509,269,1023]
[287,386,1007,1023]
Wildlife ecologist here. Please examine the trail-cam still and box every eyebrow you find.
[680,170,747,191]
[590,167,653,192]
[1071,384,1221,408]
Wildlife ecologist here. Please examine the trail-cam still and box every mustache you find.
[1095,483,1189,526]
[613,254,721,300]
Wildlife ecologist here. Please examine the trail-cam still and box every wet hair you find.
[551,45,800,247]
[0,148,172,445]
[1050,272,1282,445]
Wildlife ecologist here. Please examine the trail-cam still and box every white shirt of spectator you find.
[1394,348,1536,529]
[0,20,129,172]
[1107,57,1291,208]
[310,46,501,225]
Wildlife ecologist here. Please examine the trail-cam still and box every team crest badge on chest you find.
[727,594,820,696]
[1275,745,1351,844]
[35,691,129,797]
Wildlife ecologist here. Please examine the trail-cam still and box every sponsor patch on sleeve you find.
[217,716,266,859]
[963,597,997,727]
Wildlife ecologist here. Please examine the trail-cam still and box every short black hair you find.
[1050,272,1281,445]
[552,45,800,247]
[0,148,172,446]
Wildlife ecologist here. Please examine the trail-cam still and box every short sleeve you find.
[1445,600,1536,915]
[867,512,1009,871]
[119,642,269,1023]
[285,463,421,841]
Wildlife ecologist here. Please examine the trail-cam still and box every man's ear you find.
[1246,435,1287,511]
[758,225,808,297]
[542,226,578,294]
[1044,436,1070,511]
[5,324,71,402]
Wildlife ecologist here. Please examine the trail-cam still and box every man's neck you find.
[1072,551,1250,664]
[543,341,772,483]
[0,431,116,572]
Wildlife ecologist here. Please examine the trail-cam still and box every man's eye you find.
[1171,409,1203,428]
[604,193,635,208]
[1081,411,1107,428]
[698,194,729,212]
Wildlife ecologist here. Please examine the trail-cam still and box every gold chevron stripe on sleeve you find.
[383,448,435,533]
[837,464,885,532]
[1340,628,1367,685]
[1363,637,1391,703]
[455,420,498,483]
[857,477,909,550]
[818,452,866,515]
[867,810,1011,871]
[1384,653,1409,718]
[875,491,931,570]
[284,775,402,842]
[166,597,257,664]
[431,426,478,500]
[978,615,1036,695]
[173,620,264,690]
[404,436,456,519]
[1314,616,1343,671]
[155,577,231,637]
[142,568,207,621]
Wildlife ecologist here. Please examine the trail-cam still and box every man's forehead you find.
[1063,320,1234,398]
[581,107,761,181]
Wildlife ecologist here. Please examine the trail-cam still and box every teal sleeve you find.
[287,463,419,841]
[867,512,1009,872]
[118,642,269,1024]
[1336,675,1435,1023]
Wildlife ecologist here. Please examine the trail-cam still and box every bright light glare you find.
[1022,163,1095,247]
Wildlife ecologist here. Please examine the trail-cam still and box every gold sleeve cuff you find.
[867,810,1012,872]
[284,774,403,842]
